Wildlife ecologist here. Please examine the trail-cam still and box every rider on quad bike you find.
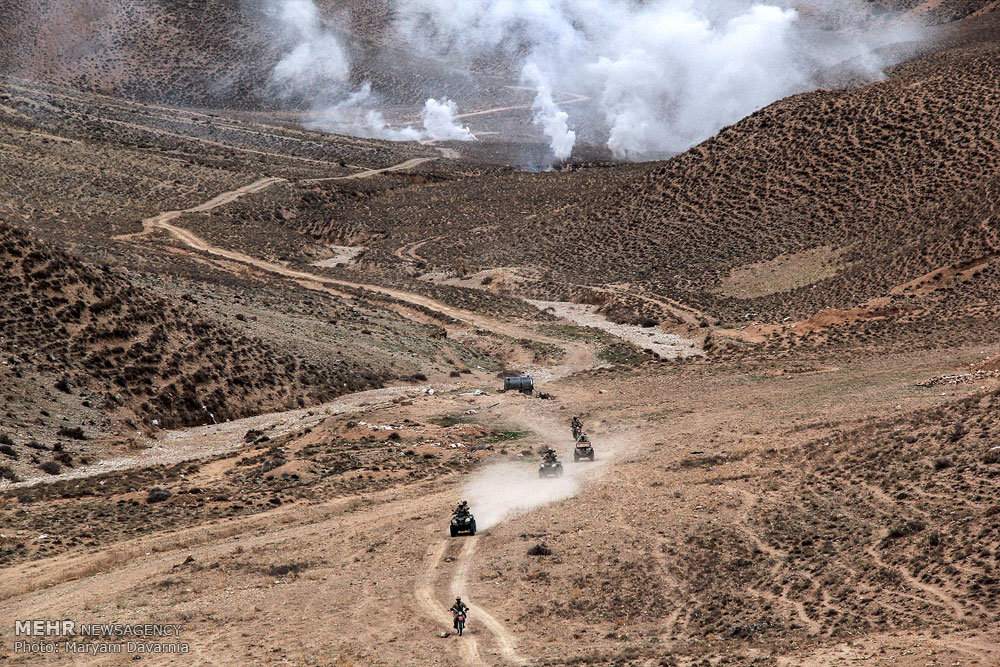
[450,597,470,630]
[453,500,470,518]
[542,448,558,464]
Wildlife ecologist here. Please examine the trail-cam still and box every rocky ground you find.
[2,2,1000,665]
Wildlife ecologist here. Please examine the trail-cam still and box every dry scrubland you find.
[1,1,1000,665]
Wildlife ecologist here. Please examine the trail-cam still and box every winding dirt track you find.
[452,537,526,665]
[115,170,522,334]
[101,166,608,664]
[301,157,436,184]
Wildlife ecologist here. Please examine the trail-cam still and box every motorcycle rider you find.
[450,597,470,629]
[571,416,583,439]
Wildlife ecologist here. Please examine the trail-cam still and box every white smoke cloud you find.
[420,98,477,142]
[307,96,476,142]
[264,0,476,143]
[266,0,351,100]
[392,0,922,161]
[260,0,921,161]
[522,63,576,161]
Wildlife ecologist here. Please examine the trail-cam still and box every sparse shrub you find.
[933,457,953,471]
[0,434,13,446]
[885,519,926,542]
[57,426,86,440]
[0,464,17,481]
[0,444,17,459]
[39,461,61,475]
[266,562,307,577]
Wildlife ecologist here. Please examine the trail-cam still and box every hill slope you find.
[0,221,393,469]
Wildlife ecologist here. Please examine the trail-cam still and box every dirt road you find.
[301,157,437,183]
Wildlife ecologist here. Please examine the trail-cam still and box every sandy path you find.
[451,537,526,665]
[113,176,287,241]
[301,157,436,183]
[456,92,590,119]
[529,299,702,358]
[7,385,434,489]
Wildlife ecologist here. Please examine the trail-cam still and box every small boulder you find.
[147,487,172,503]
[527,542,552,556]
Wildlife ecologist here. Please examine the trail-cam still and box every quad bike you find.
[454,611,467,636]
[450,512,477,537]
[574,436,595,462]
[538,459,564,478]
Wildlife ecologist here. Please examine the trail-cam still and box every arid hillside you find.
[0,221,389,455]
[0,0,492,109]
[319,10,1000,358]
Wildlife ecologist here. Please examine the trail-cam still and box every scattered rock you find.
[528,542,552,556]
[147,487,172,503]
[173,555,195,569]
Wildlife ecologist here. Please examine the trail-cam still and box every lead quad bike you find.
[450,512,477,537]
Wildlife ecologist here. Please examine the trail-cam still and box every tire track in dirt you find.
[113,176,288,241]
[865,535,968,622]
[451,536,525,666]
[301,157,436,183]
[415,536,487,665]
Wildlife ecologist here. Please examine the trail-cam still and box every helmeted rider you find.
[453,500,470,517]
[571,416,583,439]
[450,597,470,629]
[578,432,590,445]
[542,448,558,464]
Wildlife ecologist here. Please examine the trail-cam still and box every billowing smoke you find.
[419,98,477,142]
[260,0,921,161]
[263,0,475,142]
[522,64,576,161]
[309,96,476,142]
[394,0,920,160]
[266,0,350,101]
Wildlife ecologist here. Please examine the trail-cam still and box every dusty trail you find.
[116,171,539,337]
[113,176,287,241]
[451,537,526,665]
[301,157,436,183]
[7,385,434,489]
[456,91,590,119]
